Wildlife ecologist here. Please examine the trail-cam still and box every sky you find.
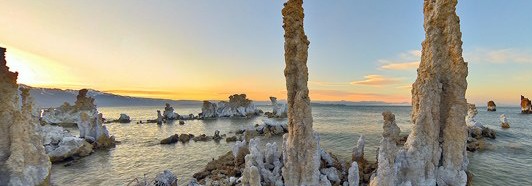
[1,0,531,105]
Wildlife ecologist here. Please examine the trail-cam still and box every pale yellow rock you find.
[281,0,320,185]
[0,47,51,185]
[372,0,469,185]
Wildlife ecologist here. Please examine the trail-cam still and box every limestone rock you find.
[41,89,97,125]
[79,112,115,149]
[163,103,179,120]
[487,101,496,111]
[118,114,131,123]
[520,95,531,114]
[466,104,483,128]
[267,97,287,118]
[200,94,261,119]
[352,135,365,163]
[157,110,163,125]
[372,1,470,185]
[500,114,510,128]
[153,170,178,186]
[348,162,360,186]
[281,0,321,185]
[0,47,52,186]
[46,136,93,162]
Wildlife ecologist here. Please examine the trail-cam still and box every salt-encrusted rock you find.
[406,0,470,184]
[352,135,365,162]
[487,101,496,111]
[500,114,510,128]
[118,113,131,123]
[201,94,261,118]
[160,134,179,144]
[520,95,531,114]
[157,110,163,124]
[319,174,332,186]
[79,112,115,149]
[46,136,93,162]
[466,104,484,128]
[281,1,321,184]
[267,97,287,118]
[153,170,178,186]
[348,162,360,186]
[41,89,98,125]
[372,1,470,184]
[0,48,52,186]
[163,103,179,120]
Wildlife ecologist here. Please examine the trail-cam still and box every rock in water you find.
[118,114,131,123]
[163,103,179,120]
[466,104,483,128]
[0,47,52,185]
[157,110,163,125]
[371,1,469,185]
[521,95,532,114]
[500,114,510,128]
[348,162,360,186]
[153,170,178,186]
[281,0,320,185]
[487,101,496,111]
[201,94,261,118]
[269,96,287,118]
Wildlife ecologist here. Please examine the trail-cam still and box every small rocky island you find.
[200,94,262,119]
[521,95,531,114]
[487,100,496,111]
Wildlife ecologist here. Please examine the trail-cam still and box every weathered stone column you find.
[0,47,52,185]
[372,0,469,185]
[281,0,320,185]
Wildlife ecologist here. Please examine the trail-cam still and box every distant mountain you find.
[19,84,202,108]
[20,85,408,108]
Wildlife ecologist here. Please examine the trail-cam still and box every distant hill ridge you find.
[19,84,409,108]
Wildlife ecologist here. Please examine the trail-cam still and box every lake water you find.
[50,105,532,185]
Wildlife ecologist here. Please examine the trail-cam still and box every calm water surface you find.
[50,105,532,185]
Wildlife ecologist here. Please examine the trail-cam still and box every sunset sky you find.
[1,1,531,105]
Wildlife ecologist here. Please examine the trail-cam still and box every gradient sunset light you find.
[1,1,531,105]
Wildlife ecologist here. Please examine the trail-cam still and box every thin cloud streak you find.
[350,75,401,86]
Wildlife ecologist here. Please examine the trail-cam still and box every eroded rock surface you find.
[0,47,52,185]
[201,94,262,118]
[371,1,469,185]
[487,101,496,111]
[265,97,288,118]
[500,114,510,129]
[281,0,320,184]
[521,95,531,114]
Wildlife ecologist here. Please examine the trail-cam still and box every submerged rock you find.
[160,134,179,144]
[487,101,497,111]
[200,94,262,119]
[0,49,52,186]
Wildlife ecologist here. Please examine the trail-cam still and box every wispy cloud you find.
[397,84,412,90]
[309,81,351,87]
[378,50,421,70]
[465,48,532,64]
[104,89,177,96]
[380,61,420,70]
[350,75,401,86]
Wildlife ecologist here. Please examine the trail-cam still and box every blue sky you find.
[0,0,531,105]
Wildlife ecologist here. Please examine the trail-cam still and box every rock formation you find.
[466,104,483,128]
[0,47,52,185]
[118,114,131,123]
[521,95,531,114]
[163,103,179,120]
[265,97,288,118]
[39,125,93,162]
[156,110,163,124]
[281,0,321,185]
[487,101,496,111]
[371,1,469,185]
[200,94,262,118]
[129,170,178,186]
[78,112,115,149]
[500,114,510,128]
